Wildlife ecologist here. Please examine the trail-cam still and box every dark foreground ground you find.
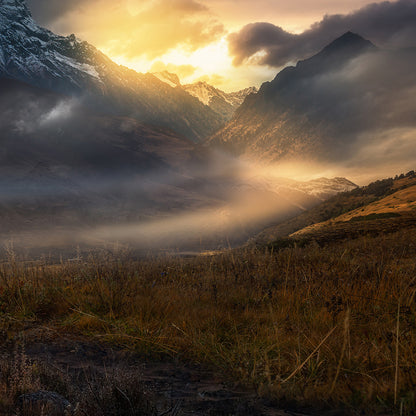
[2,328,316,416]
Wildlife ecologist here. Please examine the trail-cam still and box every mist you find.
[2,40,415,254]
[0,79,331,253]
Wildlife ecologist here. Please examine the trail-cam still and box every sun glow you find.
[104,36,276,92]
[161,38,230,74]
[104,37,236,88]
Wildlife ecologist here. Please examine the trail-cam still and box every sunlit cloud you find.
[26,0,394,90]
[29,0,225,60]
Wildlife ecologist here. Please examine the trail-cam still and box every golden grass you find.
[291,182,416,237]
[1,228,416,414]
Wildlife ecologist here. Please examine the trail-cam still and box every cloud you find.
[195,73,227,87]
[0,79,77,134]
[228,0,416,67]
[27,0,86,23]
[40,100,77,126]
[27,0,225,60]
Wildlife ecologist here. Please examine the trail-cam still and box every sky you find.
[26,0,415,91]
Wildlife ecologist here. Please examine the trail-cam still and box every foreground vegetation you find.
[1,228,416,414]
[0,344,157,415]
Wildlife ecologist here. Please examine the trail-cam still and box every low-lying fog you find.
[0,78,414,254]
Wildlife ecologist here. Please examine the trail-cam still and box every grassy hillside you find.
[290,183,416,242]
[254,171,416,245]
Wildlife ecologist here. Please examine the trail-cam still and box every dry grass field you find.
[1,225,415,414]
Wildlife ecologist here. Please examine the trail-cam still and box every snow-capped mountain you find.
[240,174,357,204]
[151,70,258,121]
[0,0,224,142]
[183,82,257,120]
[0,0,104,92]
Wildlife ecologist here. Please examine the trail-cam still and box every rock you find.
[17,390,73,416]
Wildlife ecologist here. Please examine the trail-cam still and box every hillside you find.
[0,78,209,233]
[254,171,416,245]
[0,78,359,250]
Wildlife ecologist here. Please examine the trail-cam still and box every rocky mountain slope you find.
[208,32,416,165]
[0,0,223,142]
[0,78,207,231]
[0,77,357,249]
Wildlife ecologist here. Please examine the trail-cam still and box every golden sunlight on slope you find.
[291,179,416,238]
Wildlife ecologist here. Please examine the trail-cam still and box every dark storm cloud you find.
[228,0,416,67]
[26,0,85,24]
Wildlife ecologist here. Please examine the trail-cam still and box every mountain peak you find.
[288,31,376,76]
[319,31,376,57]
[337,31,365,41]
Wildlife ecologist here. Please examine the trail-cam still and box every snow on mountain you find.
[288,177,358,200]
[183,81,257,120]
[151,71,258,121]
[223,86,258,108]
[0,0,105,90]
[245,174,357,203]
[183,82,217,106]
[0,0,224,142]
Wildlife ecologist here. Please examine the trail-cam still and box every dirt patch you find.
[5,327,312,416]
